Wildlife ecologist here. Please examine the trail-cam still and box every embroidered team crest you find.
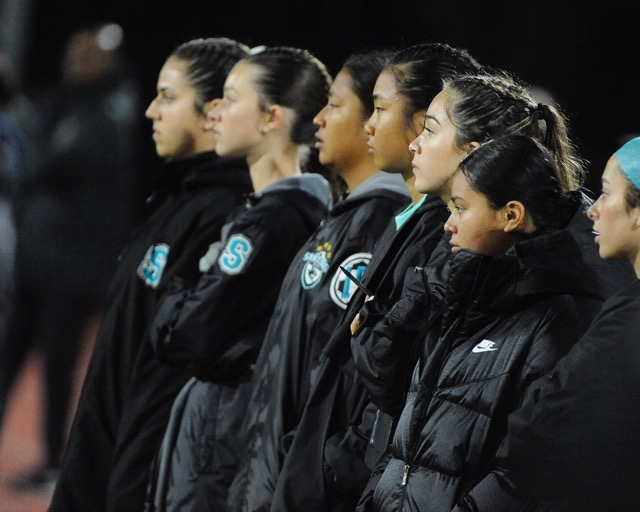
[329,253,371,308]
[137,243,170,288]
[301,242,333,289]
[218,234,254,275]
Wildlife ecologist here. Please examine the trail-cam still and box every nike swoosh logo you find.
[472,346,498,353]
[472,340,498,353]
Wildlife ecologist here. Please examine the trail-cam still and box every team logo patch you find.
[301,242,333,290]
[329,252,371,308]
[218,234,254,275]
[137,243,170,288]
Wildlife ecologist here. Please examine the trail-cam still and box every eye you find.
[375,106,383,113]
[328,102,338,110]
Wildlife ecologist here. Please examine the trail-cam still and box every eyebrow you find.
[425,114,441,126]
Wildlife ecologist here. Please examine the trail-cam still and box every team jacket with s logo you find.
[50,152,253,512]
[144,173,331,512]
[228,171,409,512]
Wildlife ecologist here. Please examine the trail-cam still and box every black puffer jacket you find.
[352,194,634,420]
[368,228,604,512]
[144,174,330,511]
[227,171,409,512]
[50,152,252,512]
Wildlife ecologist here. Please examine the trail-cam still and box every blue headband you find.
[615,136,640,190]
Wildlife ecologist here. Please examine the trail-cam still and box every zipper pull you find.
[402,464,410,486]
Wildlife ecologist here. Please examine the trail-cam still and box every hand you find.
[350,295,374,335]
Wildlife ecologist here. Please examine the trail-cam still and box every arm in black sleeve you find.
[149,217,293,380]
[351,266,429,415]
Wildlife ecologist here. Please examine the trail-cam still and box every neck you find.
[402,174,425,205]
[248,144,300,193]
[338,160,379,192]
[633,252,640,279]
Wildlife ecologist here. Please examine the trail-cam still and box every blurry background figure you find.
[0,50,20,368]
[0,22,141,491]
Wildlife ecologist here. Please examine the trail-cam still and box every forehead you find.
[330,68,355,96]
[158,57,190,87]
[603,156,628,187]
[450,169,470,191]
[372,68,397,98]
[225,60,258,90]
[426,89,451,117]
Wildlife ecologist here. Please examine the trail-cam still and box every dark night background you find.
[10,0,640,193]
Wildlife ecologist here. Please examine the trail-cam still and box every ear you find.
[261,104,286,134]
[502,200,534,234]
[465,141,481,154]
[633,205,640,230]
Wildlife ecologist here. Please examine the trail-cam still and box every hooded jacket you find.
[50,152,252,512]
[366,227,604,512]
[227,171,409,512]
[270,193,449,512]
[144,173,331,511]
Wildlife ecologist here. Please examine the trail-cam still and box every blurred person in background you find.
[0,50,21,375]
[0,22,142,491]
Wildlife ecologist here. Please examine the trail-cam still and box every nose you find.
[587,202,598,220]
[313,105,327,128]
[364,116,375,136]
[145,98,159,120]
[206,105,216,122]
[209,102,222,122]
[409,133,422,155]
[444,212,457,233]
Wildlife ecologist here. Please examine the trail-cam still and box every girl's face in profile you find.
[145,57,213,159]
[588,157,640,264]
[313,68,369,176]
[364,68,424,176]
[210,61,265,160]
[409,88,469,201]
[445,170,514,255]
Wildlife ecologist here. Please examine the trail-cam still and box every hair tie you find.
[536,103,546,120]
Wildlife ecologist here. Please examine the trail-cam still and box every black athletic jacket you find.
[365,227,604,512]
[227,171,409,512]
[50,152,252,512]
[270,194,449,512]
[144,174,330,511]
[502,279,640,512]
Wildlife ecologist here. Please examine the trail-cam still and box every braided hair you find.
[170,38,249,114]
[342,50,393,119]
[386,42,482,124]
[444,71,586,192]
